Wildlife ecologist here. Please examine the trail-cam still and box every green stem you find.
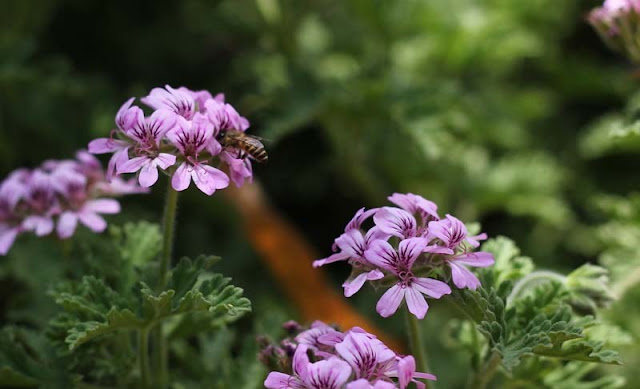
[138,327,151,389]
[154,183,179,388]
[159,185,179,289]
[404,307,434,389]
[468,352,501,389]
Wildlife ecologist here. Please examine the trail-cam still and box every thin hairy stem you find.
[154,182,179,388]
[138,327,151,389]
[404,307,434,389]
[468,351,502,389]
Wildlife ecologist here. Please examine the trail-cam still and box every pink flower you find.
[314,208,387,297]
[167,114,229,195]
[395,356,436,389]
[265,345,353,389]
[141,85,196,120]
[373,208,418,239]
[426,215,493,290]
[88,98,138,179]
[116,109,178,187]
[21,170,58,237]
[262,325,437,389]
[0,151,146,254]
[220,151,253,187]
[365,238,451,318]
[387,193,439,224]
[57,199,120,239]
[346,380,395,389]
[205,99,250,133]
[334,332,396,380]
[0,171,29,254]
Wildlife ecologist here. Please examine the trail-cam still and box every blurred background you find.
[2,0,640,387]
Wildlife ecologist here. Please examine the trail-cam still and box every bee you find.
[217,130,268,163]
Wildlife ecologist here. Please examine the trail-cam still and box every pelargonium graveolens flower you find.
[262,321,436,389]
[588,0,640,63]
[314,193,495,319]
[0,151,146,255]
[87,85,260,195]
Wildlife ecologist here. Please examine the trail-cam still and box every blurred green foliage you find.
[2,0,640,387]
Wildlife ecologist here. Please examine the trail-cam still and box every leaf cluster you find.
[451,237,624,387]
[0,222,252,387]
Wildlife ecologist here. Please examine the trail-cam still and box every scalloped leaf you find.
[66,308,142,351]
[0,327,71,388]
[117,222,163,266]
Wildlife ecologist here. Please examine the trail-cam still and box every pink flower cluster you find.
[88,85,254,195]
[263,321,436,389]
[314,193,494,319]
[0,151,146,255]
[588,0,640,63]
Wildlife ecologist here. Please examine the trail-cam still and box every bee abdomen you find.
[249,147,268,163]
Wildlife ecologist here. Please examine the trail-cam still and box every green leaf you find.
[65,308,142,351]
[168,255,221,302]
[115,222,163,266]
[458,285,622,371]
[0,327,71,388]
[479,236,534,287]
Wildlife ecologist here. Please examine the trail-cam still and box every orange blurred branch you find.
[225,181,401,351]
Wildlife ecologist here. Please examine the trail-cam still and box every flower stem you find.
[404,307,434,389]
[468,351,501,389]
[138,327,151,388]
[159,185,179,289]
[154,183,179,388]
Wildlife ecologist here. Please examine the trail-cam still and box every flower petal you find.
[313,251,350,268]
[397,355,416,389]
[78,212,107,233]
[22,216,54,237]
[305,357,352,389]
[345,207,377,231]
[88,138,129,154]
[84,199,121,214]
[292,344,310,381]
[192,164,229,195]
[346,379,374,389]
[0,227,20,255]
[264,372,305,389]
[397,237,428,268]
[154,153,177,170]
[138,161,160,188]
[117,156,149,174]
[452,252,495,267]
[335,229,367,258]
[374,207,417,238]
[449,262,481,290]
[405,286,428,319]
[412,277,452,299]
[376,284,404,318]
[365,240,398,272]
[342,274,366,298]
[106,148,130,180]
[57,212,79,239]
[171,163,192,192]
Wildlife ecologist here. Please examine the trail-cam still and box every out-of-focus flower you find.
[314,193,494,319]
[262,323,436,389]
[88,85,261,194]
[0,151,146,255]
[588,0,640,63]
